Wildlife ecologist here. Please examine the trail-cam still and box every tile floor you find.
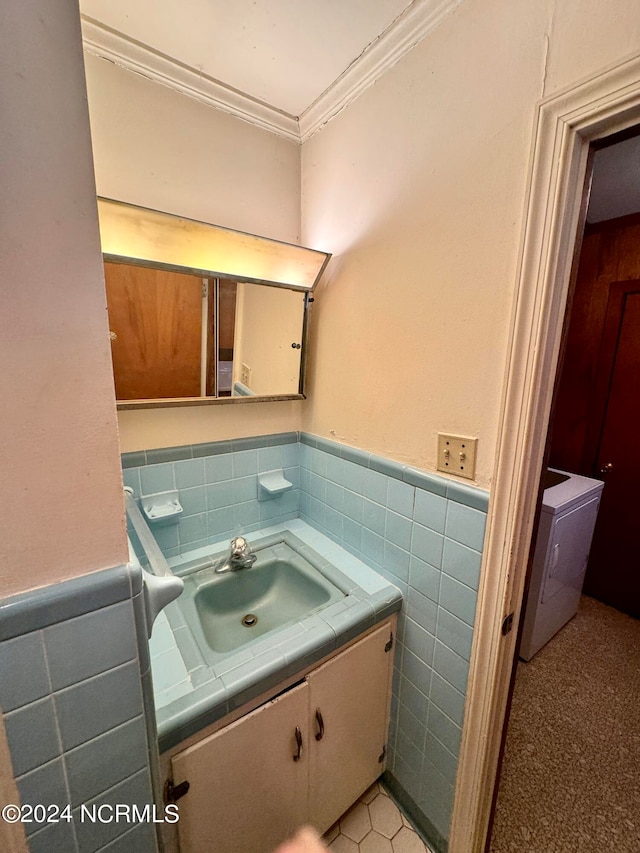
[323,783,432,853]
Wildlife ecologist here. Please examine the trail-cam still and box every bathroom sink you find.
[182,541,346,655]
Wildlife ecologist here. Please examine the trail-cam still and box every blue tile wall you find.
[122,429,488,848]
[297,432,488,846]
[122,433,300,560]
[0,568,158,853]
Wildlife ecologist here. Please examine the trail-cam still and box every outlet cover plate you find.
[437,434,478,480]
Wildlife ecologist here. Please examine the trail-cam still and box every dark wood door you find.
[582,280,640,617]
[104,261,203,399]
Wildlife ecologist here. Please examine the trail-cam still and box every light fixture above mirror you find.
[98,199,330,291]
[96,198,331,409]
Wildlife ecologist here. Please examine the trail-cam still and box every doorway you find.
[488,129,640,851]
[448,53,640,853]
[549,195,640,618]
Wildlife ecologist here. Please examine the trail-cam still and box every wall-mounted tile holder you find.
[258,470,293,501]
[141,490,183,526]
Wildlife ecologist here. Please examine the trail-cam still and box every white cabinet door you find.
[307,622,394,832]
[172,681,309,853]
[169,619,395,849]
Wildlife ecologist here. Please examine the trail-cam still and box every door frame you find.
[448,52,640,853]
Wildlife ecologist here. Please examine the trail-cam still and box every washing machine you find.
[519,468,604,661]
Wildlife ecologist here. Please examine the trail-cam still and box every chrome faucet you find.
[214,536,257,574]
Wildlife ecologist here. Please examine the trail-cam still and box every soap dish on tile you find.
[141,491,183,526]
[258,469,293,500]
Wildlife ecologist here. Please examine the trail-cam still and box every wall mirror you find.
[97,198,330,408]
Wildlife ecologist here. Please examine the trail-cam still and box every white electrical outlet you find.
[240,363,251,385]
[437,434,478,480]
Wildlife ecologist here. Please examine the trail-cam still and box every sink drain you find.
[242,613,258,627]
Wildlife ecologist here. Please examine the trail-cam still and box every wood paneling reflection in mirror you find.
[104,260,305,402]
[105,261,204,399]
[217,280,237,397]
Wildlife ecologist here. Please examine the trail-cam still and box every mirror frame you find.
[97,198,330,409]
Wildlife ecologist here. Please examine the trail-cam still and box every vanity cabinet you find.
[170,619,395,853]
[306,621,393,831]
[172,680,308,853]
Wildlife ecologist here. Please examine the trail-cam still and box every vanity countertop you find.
[149,519,402,752]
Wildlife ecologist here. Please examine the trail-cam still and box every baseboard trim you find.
[382,771,448,853]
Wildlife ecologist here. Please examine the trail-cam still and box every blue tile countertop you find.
[149,520,402,752]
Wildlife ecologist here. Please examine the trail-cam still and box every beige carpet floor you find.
[489,595,640,853]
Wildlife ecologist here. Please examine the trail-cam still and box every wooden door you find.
[582,280,640,616]
[171,681,308,853]
[306,621,394,833]
[104,261,203,399]
[216,279,237,396]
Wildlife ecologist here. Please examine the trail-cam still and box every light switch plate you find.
[437,434,478,480]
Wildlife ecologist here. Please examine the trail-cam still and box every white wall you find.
[84,53,301,243]
[115,401,302,451]
[0,0,126,596]
[300,0,640,489]
[233,284,304,395]
[81,0,640,473]
[84,54,304,451]
[543,0,640,95]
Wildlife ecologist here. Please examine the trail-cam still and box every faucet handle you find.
[230,536,250,556]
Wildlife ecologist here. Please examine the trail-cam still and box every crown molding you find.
[298,0,463,141]
[81,16,300,143]
[82,0,461,146]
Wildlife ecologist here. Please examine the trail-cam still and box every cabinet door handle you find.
[293,726,303,762]
[315,709,325,741]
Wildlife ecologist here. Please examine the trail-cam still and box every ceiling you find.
[79,1,640,221]
[80,0,462,141]
[80,0,415,117]
[588,134,640,223]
